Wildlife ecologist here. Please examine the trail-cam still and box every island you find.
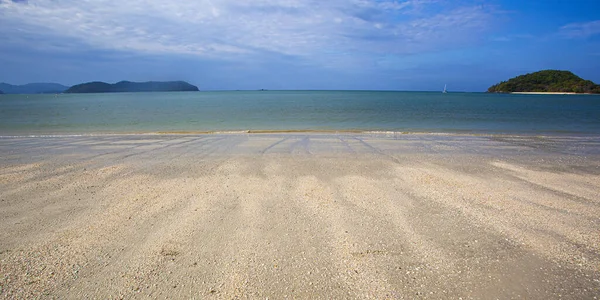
[0,90,4,94]
[0,82,68,94]
[487,70,600,94]
[65,81,199,93]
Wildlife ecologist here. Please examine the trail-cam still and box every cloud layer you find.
[0,0,497,61]
[559,20,600,39]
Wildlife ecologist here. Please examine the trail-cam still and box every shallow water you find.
[1,91,599,135]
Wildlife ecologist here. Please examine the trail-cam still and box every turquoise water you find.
[0,91,599,135]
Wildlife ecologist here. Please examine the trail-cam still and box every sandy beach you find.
[1,133,599,299]
[510,92,591,95]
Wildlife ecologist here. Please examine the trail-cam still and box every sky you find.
[1,0,599,91]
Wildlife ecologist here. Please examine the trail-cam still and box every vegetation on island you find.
[0,82,68,94]
[488,70,600,94]
[65,81,199,93]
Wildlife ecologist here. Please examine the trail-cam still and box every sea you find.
[0,91,599,136]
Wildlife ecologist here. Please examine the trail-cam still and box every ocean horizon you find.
[1,90,599,136]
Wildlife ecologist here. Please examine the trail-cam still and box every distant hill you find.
[488,70,600,94]
[65,81,199,93]
[0,82,69,94]
[0,90,4,94]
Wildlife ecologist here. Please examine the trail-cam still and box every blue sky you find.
[1,0,599,91]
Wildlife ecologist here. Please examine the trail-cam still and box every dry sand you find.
[0,133,599,299]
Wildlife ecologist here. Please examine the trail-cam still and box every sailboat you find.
[442,84,447,94]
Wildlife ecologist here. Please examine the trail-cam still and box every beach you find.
[510,92,590,95]
[1,133,599,298]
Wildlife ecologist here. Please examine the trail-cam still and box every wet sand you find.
[1,133,599,299]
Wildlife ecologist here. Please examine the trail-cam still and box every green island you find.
[65,81,199,93]
[487,70,600,94]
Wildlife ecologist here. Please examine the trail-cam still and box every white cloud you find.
[489,33,533,42]
[559,20,600,39]
[0,0,497,60]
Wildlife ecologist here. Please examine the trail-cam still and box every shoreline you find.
[510,92,594,95]
[1,129,600,138]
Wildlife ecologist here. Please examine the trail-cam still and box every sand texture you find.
[1,133,599,299]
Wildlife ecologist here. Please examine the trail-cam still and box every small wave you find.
[0,134,120,138]
[0,130,581,138]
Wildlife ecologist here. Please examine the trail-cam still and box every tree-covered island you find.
[65,81,199,93]
[488,70,600,94]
